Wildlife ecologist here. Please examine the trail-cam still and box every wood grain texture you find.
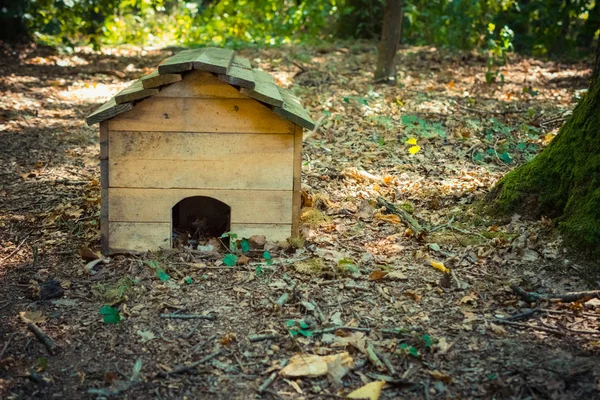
[156,70,246,99]
[109,157,293,190]
[108,188,292,224]
[114,80,159,104]
[219,56,255,89]
[109,131,293,160]
[108,222,171,253]
[274,87,315,130]
[100,122,109,254]
[158,49,204,74]
[108,97,294,134]
[141,70,182,89]
[241,69,284,107]
[291,125,303,236]
[193,48,234,74]
[86,98,133,125]
[229,223,292,242]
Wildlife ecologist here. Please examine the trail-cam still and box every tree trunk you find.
[488,41,600,252]
[374,0,404,82]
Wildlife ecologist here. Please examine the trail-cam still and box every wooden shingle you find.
[219,56,255,89]
[158,49,204,74]
[141,70,182,89]
[274,88,315,130]
[193,48,234,74]
[242,69,284,107]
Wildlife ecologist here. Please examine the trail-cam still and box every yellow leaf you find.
[428,370,452,383]
[375,212,401,224]
[408,145,421,155]
[368,270,388,281]
[406,137,417,145]
[430,260,450,274]
[347,380,386,400]
[19,311,46,324]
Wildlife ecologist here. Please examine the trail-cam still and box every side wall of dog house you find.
[102,71,300,254]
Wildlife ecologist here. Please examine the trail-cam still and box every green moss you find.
[490,78,600,253]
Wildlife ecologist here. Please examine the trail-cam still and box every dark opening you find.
[172,196,231,249]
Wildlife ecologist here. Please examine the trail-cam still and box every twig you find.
[377,197,424,236]
[192,334,217,354]
[0,333,15,358]
[493,319,564,336]
[511,285,600,303]
[0,236,29,264]
[156,350,222,378]
[506,308,540,320]
[366,344,386,371]
[248,333,279,342]
[452,100,524,115]
[312,326,372,334]
[27,323,57,354]
[180,321,202,340]
[159,313,215,320]
[375,350,396,375]
[258,359,289,394]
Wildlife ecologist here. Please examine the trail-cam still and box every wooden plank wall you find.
[105,71,299,253]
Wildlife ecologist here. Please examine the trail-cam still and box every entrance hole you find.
[172,196,231,248]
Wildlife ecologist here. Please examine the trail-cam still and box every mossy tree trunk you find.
[489,41,600,250]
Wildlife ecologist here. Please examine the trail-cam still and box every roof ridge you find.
[86,47,315,130]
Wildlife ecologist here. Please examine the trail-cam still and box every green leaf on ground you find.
[223,254,237,267]
[99,305,121,324]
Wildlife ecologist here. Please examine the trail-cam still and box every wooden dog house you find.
[86,48,315,254]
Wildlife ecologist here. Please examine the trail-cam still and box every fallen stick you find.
[366,344,386,371]
[375,350,396,375]
[27,323,57,354]
[258,359,289,394]
[511,285,600,303]
[0,333,15,358]
[377,197,425,236]
[493,319,564,337]
[159,313,215,320]
[156,350,222,378]
[248,333,279,343]
[312,326,372,334]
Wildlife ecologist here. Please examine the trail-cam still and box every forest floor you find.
[1,42,599,400]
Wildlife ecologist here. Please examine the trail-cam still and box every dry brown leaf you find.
[343,167,382,183]
[386,270,407,280]
[368,270,388,281]
[280,352,353,378]
[347,380,386,400]
[78,246,100,261]
[403,290,422,302]
[428,370,452,384]
[19,311,46,324]
[375,212,402,224]
[489,323,507,336]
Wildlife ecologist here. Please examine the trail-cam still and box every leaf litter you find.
[0,43,599,399]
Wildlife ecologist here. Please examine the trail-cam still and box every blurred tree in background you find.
[0,0,597,57]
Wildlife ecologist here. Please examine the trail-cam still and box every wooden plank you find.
[242,69,284,107]
[193,48,234,74]
[114,79,159,104]
[108,188,292,224]
[229,223,292,242]
[109,131,293,160]
[158,49,205,74]
[156,70,246,99]
[100,122,109,254]
[108,97,294,134]
[274,88,316,130]
[141,70,182,89]
[291,125,303,236]
[218,56,255,89]
[109,157,293,190]
[108,222,171,253]
[86,98,133,125]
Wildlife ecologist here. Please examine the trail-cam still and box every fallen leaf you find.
[368,270,388,281]
[458,293,478,305]
[280,352,353,378]
[78,246,100,261]
[489,323,507,336]
[19,311,46,324]
[347,380,386,400]
[137,329,156,343]
[428,370,452,384]
[375,212,401,224]
[403,290,422,302]
[386,270,407,280]
[430,260,450,274]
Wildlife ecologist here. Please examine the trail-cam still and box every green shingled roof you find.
[86,47,315,130]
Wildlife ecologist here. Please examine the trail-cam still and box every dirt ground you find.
[1,42,599,399]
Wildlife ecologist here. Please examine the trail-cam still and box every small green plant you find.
[401,115,446,139]
[485,24,514,84]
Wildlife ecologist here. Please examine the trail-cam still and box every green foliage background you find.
[7,0,598,56]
